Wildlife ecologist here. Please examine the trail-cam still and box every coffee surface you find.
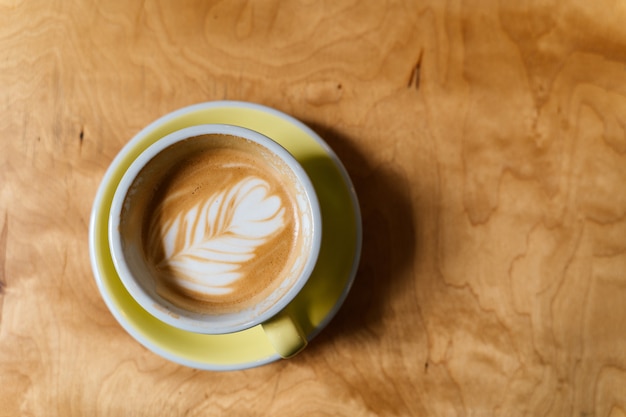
[125,134,303,314]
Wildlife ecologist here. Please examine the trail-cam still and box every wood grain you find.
[1,0,625,415]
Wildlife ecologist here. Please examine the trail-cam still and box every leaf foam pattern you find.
[155,176,285,295]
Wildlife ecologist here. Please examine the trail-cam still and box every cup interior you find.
[108,124,321,334]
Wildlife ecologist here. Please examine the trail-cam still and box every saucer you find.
[89,101,362,370]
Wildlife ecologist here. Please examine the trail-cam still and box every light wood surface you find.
[1,0,626,415]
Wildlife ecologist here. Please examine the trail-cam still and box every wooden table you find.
[2,0,625,415]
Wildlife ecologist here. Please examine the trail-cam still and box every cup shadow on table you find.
[297,122,418,354]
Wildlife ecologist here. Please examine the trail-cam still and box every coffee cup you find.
[108,124,322,358]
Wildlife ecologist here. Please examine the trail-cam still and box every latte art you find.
[121,133,305,315]
[148,176,286,296]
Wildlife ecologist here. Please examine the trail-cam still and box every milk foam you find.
[151,176,286,295]
[117,133,305,315]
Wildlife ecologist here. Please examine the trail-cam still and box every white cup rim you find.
[108,124,322,334]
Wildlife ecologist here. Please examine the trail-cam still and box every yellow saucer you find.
[89,101,362,370]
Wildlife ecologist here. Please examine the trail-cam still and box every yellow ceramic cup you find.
[108,124,322,355]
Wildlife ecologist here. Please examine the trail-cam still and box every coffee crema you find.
[120,134,304,314]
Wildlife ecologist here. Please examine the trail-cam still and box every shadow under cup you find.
[108,124,322,336]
